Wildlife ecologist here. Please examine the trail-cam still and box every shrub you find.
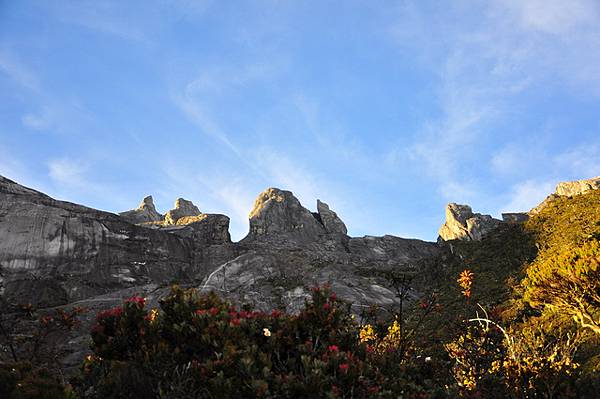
[0,362,68,399]
[523,239,600,335]
[76,286,447,398]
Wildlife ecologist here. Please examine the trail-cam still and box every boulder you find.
[119,196,163,224]
[438,203,502,241]
[317,199,348,235]
[164,198,202,225]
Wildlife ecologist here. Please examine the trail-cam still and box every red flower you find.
[323,303,331,311]
[91,324,105,334]
[329,293,337,301]
[339,363,349,373]
[367,386,380,394]
[328,345,339,352]
[126,296,145,307]
[230,318,240,326]
[196,309,207,316]
[270,309,283,318]
[209,307,219,316]
[96,306,122,321]
[239,310,250,319]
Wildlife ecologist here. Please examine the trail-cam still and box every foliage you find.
[446,319,582,398]
[0,362,70,399]
[75,286,448,398]
[523,239,600,334]
[457,270,474,303]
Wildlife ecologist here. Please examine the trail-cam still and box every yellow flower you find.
[148,308,159,323]
[263,328,271,337]
[359,324,377,343]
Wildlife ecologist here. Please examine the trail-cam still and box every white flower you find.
[263,328,271,337]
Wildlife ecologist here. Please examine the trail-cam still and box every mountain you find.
[0,174,598,379]
[0,177,440,314]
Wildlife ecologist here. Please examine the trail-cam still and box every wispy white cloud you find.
[554,143,600,179]
[0,50,40,92]
[51,2,147,42]
[501,179,555,213]
[48,158,90,189]
[497,0,599,35]
[388,0,600,204]
[21,106,54,131]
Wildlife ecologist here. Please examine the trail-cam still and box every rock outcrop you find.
[502,213,529,223]
[317,199,347,235]
[0,176,443,372]
[438,203,503,241]
[164,198,202,225]
[530,176,600,215]
[119,196,163,224]
[245,188,326,240]
[555,176,600,197]
[0,176,235,307]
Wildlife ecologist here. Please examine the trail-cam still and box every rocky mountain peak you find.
[138,195,156,211]
[530,176,600,215]
[246,187,326,240]
[317,199,347,235]
[119,195,163,224]
[555,176,600,197]
[438,203,502,241]
[164,198,202,225]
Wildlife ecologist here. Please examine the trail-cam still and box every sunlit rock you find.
[164,198,202,225]
[438,203,502,241]
[119,195,163,224]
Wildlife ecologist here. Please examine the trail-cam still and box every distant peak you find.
[438,203,501,241]
[120,195,163,224]
[317,199,347,235]
[138,195,156,211]
[555,176,600,197]
[245,187,325,239]
[164,198,201,225]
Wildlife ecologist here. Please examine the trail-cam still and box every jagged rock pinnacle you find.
[164,198,202,225]
[246,188,326,239]
[555,176,600,197]
[119,195,163,224]
[438,203,502,241]
[317,199,347,235]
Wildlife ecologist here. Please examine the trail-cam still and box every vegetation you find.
[1,190,599,397]
[70,286,448,398]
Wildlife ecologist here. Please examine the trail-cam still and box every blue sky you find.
[1,1,599,241]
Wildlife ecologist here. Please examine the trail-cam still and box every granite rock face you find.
[438,203,503,241]
[317,199,348,235]
[0,177,445,372]
[502,213,529,223]
[0,176,234,307]
[164,198,202,225]
[555,176,600,197]
[245,188,326,240]
[119,196,163,224]
[530,176,600,215]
